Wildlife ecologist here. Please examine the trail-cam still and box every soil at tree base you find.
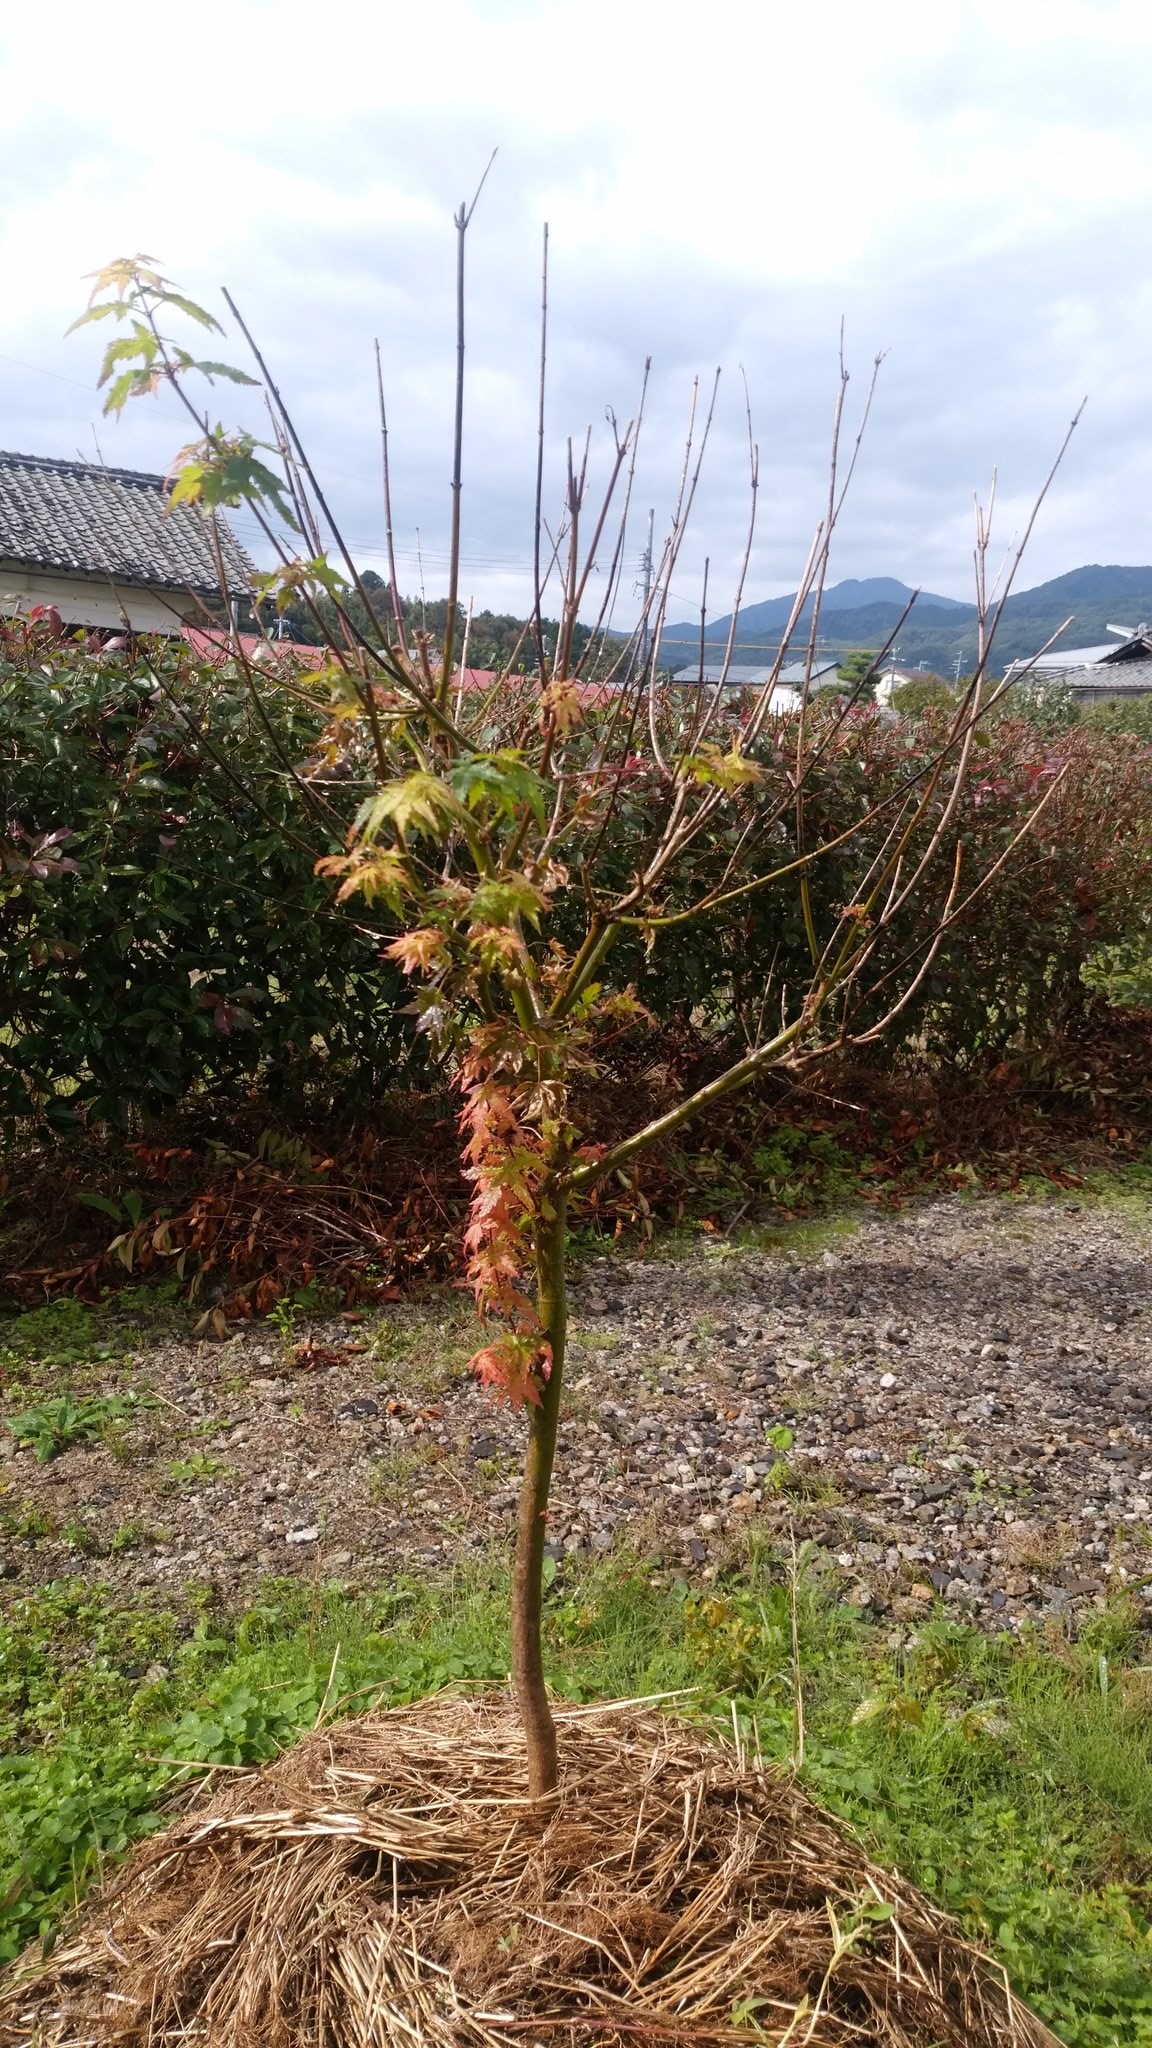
[2,1189,1149,1637]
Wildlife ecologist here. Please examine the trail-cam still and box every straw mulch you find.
[0,1696,1061,2048]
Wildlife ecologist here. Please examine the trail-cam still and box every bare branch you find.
[374,338,407,640]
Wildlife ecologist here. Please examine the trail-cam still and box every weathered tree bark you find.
[511,1182,568,1802]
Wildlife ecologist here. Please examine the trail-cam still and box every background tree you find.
[891,674,958,719]
[73,252,1075,1804]
[835,647,879,698]
[1082,692,1152,742]
[988,673,1080,735]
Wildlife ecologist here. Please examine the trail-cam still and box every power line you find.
[653,637,975,654]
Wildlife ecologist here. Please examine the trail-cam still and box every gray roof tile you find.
[669,661,837,687]
[0,450,253,596]
[1064,657,1152,694]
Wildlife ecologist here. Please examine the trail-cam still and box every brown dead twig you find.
[0,1697,1060,2048]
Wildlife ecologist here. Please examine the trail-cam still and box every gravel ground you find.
[2,1189,1151,1630]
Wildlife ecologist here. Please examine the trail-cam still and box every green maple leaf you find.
[447,752,548,826]
[468,874,547,929]
[355,773,468,844]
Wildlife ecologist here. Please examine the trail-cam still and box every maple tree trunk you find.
[512,1181,568,1802]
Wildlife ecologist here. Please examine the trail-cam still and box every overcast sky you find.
[2,0,1151,626]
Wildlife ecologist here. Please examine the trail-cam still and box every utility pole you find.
[637,508,654,678]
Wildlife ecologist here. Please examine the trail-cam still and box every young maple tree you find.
[73,243,1076,1801]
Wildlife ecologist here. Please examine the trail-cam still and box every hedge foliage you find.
[0,633,404,1130]
[619,704,1152,1063]
[3,629,1150,1130]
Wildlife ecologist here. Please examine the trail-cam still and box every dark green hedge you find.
[0,638,408,1129]
[2,632,1149,1132]
[623,707,1152,1063]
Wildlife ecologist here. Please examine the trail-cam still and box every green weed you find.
[0,1560,1149,2040]
[265,1278,343,1341]
[110,1520,159,1553]
[749,1124,863,1210]
[0,1503,56,1543]
[167,1452,230,1486]
[369,1302,475,1399]
[5,1391,151,1463]
[368,1442,432,1504]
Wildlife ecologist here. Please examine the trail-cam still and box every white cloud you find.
[2,0,1152,616]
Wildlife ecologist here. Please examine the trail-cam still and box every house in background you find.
[667,658,841,710]
[183,628,328,666]
[0,450,252,634]
[1002,623,1152,705]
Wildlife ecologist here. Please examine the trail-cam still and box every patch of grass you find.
[0,1558,1149,2041]
[0,1299,112,1372]
[649,1207,863,1267]
[471,1453,512,1494]
[797,1606,1152,2047]
[367,1442,433,1504]
[110,1519,159,1553]
[108,1279,185,1331]
[1081,1155,1152,1218]
[772,1461,843,1506]
[369,1299,476,1399]
[0,1502,57,1544]
[750,1211,863,1259]
[0,1285,188,1405]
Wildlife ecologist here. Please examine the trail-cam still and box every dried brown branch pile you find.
[1,1697,1059,2048]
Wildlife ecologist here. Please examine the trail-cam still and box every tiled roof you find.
[778,659,841,686]
[1028,644,1122,669]
[0,451,253,596]
[183,628,324,664]
[670,662,830,688]
[1064,657,1152,694]
[1013,632,1152,679]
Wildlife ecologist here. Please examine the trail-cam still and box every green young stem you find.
[512,1182,568,1802]
[549,915,616,1017]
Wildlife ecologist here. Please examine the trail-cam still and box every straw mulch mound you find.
[0,1696,1060,2048]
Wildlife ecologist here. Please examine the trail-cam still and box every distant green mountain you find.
[658,566,1152,676]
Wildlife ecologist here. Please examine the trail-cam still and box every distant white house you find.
[667,657,840,710]
[0,450,252,634]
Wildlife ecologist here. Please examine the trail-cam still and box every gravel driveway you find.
[3,1188,1150,1630]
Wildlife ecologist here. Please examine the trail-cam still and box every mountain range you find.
[657,565,1152,676]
